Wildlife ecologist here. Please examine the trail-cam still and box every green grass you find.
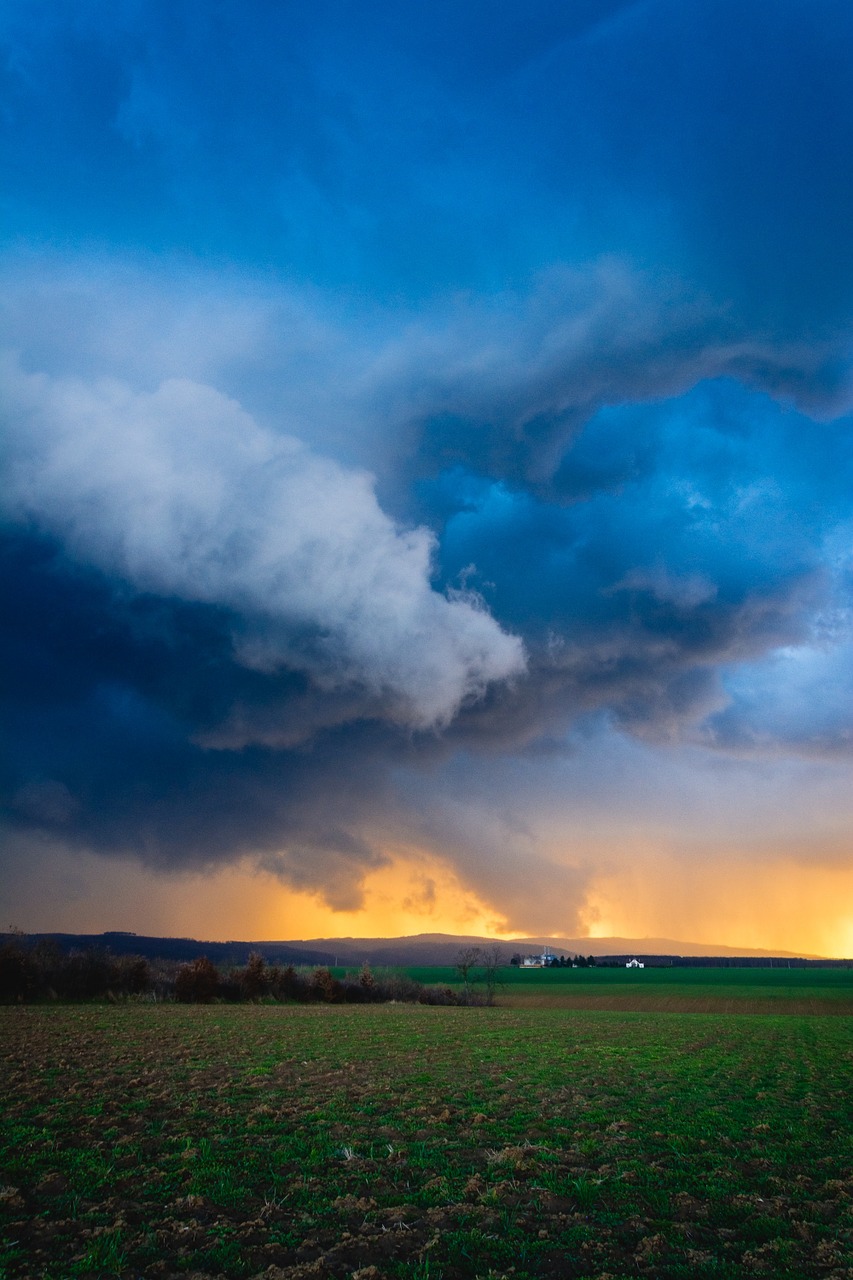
[397,964,853,1012]
[401,961,853,989]
[2,1001,852,1278]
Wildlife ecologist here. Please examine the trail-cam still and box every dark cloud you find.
[0,529,394,896]
[350,266,853,524]
[438,382,846,613]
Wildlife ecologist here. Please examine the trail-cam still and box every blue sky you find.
[2,0,853,950]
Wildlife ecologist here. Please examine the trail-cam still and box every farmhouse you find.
[521,950,557,968]
[625,958,645,968]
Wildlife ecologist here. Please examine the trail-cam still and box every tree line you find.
[0,935,463,1005]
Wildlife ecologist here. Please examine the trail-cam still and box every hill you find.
[12,929,828,964]
[293,932,826,964]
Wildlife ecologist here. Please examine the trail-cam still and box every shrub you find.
[0,936,37,1002]
[269,964,306,1001]
[418,984,460,1006]
[378,972,424,1003]
[174,956,221,1003]
[240,952,268,1000]
[309,966,344,1003]
[358,961,377,997]
[113,954,151,995]
[57,950,114,1000]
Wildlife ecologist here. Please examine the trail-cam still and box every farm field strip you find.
[402,965,853,1015]
[497,994,853,1013]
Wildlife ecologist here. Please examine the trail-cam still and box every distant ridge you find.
[14,932,338,967]
[14,929,829,963]
[292,932,827,963]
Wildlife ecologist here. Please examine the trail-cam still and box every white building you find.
[625,958,645,969]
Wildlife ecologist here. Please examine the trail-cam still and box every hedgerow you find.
[0,935,460,1005]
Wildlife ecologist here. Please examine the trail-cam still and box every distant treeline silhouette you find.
[0,936,462,1005]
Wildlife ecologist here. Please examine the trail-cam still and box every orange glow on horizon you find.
[6,836,853,957]
[584,853,853,958]
[7,845,518,943]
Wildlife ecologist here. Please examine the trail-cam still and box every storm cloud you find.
[1,354,524,732]
[2,0,853,936]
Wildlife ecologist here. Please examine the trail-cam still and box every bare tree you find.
[455,946,482,1004]
[481,944,505,1005]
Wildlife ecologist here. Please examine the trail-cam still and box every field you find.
[2,972,853,1280]
[404,964,853,1015]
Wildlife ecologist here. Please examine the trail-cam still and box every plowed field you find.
[2,1003,852,1279]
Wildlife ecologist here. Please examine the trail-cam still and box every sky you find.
[2,0,853,955]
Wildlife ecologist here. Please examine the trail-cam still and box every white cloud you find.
[1,355,525,730]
